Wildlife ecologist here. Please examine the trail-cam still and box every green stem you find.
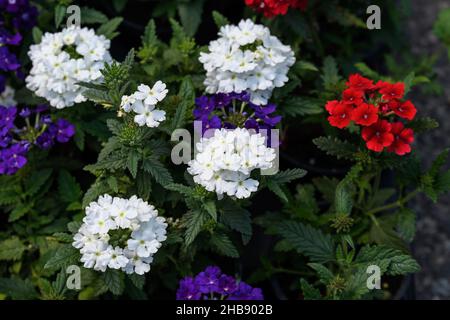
[366,189,420,216]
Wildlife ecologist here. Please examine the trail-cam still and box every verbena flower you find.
[245,0,308,18]
[176,266,263,300]
[199,19,295,105]
[187,128,276,199]
[120,81,168,128]
[0,104,75,175]
[325,74,417,155]
[193,92,281,143]
[26,26,112,109]
[0,0,38,96]
[72,194,168,275]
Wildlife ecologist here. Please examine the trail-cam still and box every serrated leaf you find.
[81,7,108,24]
[203,201,217,221]
[313,136,357,160]
[270,168,307,184]
[0,237,26,261]
[396,209,416,243]
[8,203,32,222]
[97,17,123,40]
[300,279,322,300]
[44,244,80,270]
[335,182,352,215]
[171,76,195,131]
[355,245,420,276]
[277,221,335,263]
[283,97,324,117]
[102,269,125,295]
[308,263,334,285]
[182,210,209,246]
[58,170,82,203]
[0,277,38,299]
[25,168,53,197]
[322,56,341,90]
[220,201,252,244]
[406,117,439,133]
[127,150,140,179]
[142,157,173,186]
[210,232,239,258]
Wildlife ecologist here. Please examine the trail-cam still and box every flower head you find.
[26,26,112,108]
[387,122,414,156]
[176,266,263,300]
[199,19,295,105]
[73,195,167,275]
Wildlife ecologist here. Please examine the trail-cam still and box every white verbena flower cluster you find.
[199,19,295,105]
[26,26,112,109]
[120,81,168,128]
[188,128,276,199]
[0,86,16,107]
[73,195,167,275]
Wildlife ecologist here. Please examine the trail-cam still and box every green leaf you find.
[210,232,239,258]
[396,209,416,243]
[67,221,82,233]
[435,170,450,194]
[74,125,85,151]
[277,221,335,263]
[267,180,288,202]
[127,150,141,179]
[127,274,145,290]
[54,5,67,29]
[142,157,173,186]
[322,56,341,90]
[334,181,352,215]
[112,0,128,12]
[429,148,449,178]
[97,17,123,40]
[44,244,80,270]
[270,168,307,184]
[182,210,209,246]
[212,10,229,28]
[8,204,32,222]
[141,19,158,47]
[32,27,42,43]
[136,171,152,201]
[80,7,108,24]
[102,269,125,296]
[406,117,439,133]
[369,221,407,252]
[433,8,450,46]
[313,177,339,203]
[178,0,205,37]
[355,245,420,275]
[0,237,26,261]
[25,168,53,196]
[313,136,358,160]
[354,62,382,80]
[58,170,82,203]
[300,279,322,300]
[283,97,324,117]
[52,232,74,243]
[220,201,252,244]
[296,60,319,72]
[165,183,201,199]
[203,201,217,221]
[308,263,334,285]
[0,278,38,299]
[171,76,195,131]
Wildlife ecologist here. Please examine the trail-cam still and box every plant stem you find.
[366,189,420,216]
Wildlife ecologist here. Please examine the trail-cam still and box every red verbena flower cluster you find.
[244,0,308,18]
[325,74,417,156]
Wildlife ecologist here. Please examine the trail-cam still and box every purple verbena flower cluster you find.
[176,266,264,300]
[194,92,281,136]
[0,0,38,91]
[0,104,75,175]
